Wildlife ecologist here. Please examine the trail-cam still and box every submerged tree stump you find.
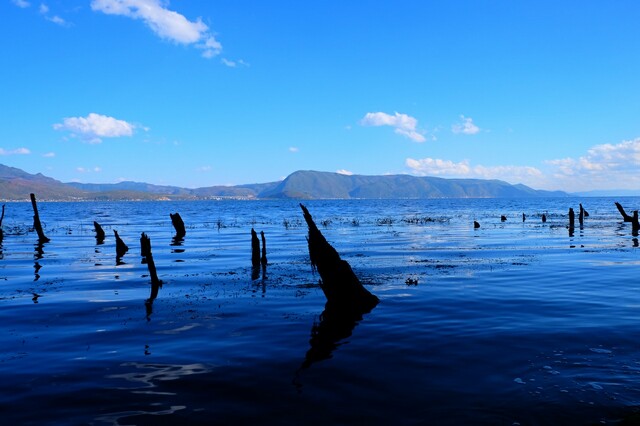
[300,204,378,311]
[0,204,5,243]
[251,228,261,268]
[474,221,480,229]
[170,212,186,239]
[579,204,586,227]
[615,202,634,222]
[114,230,128,259]
[542,213,547,223]
[140,233,161,286]
[30,193,49,243]
[260,231,267,267]
[93,221,105,244]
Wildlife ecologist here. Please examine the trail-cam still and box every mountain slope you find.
[0,164,567,201]
[258,170,566,199]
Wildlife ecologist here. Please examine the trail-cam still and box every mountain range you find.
[0,164,567,201]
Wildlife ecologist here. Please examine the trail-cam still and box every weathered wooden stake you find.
[170,212,186,238]
[114,230,128,259]
[633,211,640,237]
[140,232,161,286]
[30,193,49,243]
[579,204,585,226]
[0,204,5,243]
[251,228,260,268]
[93,221,105,244]
[300,204,378,311]
[522,213,526,222]
[260,231,267,267]
[542,213,547,223]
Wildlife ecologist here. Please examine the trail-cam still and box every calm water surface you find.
[2,198,640,425]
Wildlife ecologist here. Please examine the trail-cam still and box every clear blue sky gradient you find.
[1,0,639,191]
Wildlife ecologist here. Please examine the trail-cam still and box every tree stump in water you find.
[170,213,186,239]
[140,233,161,286]
[114,230,128,259]
[615,202,634,222]
[30,194,49,243]
[0,204,5,243]
[300,204,378,312]
[93,221,105,244]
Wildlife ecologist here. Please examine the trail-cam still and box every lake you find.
[1,197,640,425]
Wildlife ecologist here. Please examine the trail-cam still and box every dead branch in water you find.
[615,202,634,222]
[30,194,49,243]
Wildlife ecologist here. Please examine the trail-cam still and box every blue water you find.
[1,198,640,425]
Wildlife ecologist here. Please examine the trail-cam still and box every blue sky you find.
[1,0,640,191]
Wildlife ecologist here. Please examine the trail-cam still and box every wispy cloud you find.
[221,58,248,68]
[38,3,69,26]
[336,169,353,175]
[360,112,427,142]
[12,0,30,8]
[43,152,56,157]
[91,0,222,58]
[0,147,31,155]
[53,113,137,144]
[76,166,102,173]
[196,165,212,172]
[289,147,299,153]
[452,115,480,135]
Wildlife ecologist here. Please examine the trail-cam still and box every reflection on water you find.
[1,198,640,424]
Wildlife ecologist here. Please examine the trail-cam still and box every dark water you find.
[2,198,640,425]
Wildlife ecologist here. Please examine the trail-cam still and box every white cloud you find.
[336,169,353,176]
[406,157,543,185]
[38,3,48,13]
[12,0,30,8]
[47,15,68,26]
[360,111,427,142]
[0,147,31,155]
[452,115,480,135]
[221,58,248,67]
[289,147,299,153]
[196,165,212,172]
[91,0,222,58]
[43,152,56,157]
[543,137,640,191]
[53,113,136,143]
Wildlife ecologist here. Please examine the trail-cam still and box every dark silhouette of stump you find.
[260,231,267,267]
[251,228,261,280]
[568,208,575,237]
[542,214,547,223]
[30,193,49,243]
[615,202,634,222]
[114,230,128,261]
[522,213,526,222]
[141,233,162,320]
[251,228,260,267]
[170,212,186,239]
[579,204,586,227]
[633,211,640,237]
[0,204,5,243]
[300,204,378,311]
[140,233,161,286]
[93,221,105,244]
[500,215,507,222]
[474,221,480,229]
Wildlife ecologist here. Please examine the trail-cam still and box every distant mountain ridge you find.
[0,164,567,201]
